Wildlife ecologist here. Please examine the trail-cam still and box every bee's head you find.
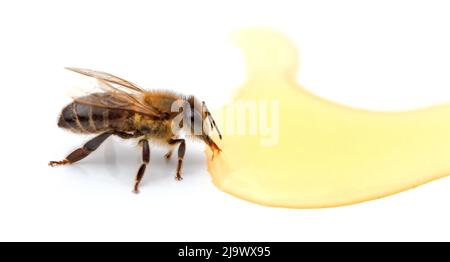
[184,95,222,154]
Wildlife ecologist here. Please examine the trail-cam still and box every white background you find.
[1,0,450,241]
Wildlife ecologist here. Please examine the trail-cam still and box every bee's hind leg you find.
[115,131,143,139]
[48,131,114,166]
[133,139,150,194]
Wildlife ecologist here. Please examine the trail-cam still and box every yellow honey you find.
[205,28,450,208]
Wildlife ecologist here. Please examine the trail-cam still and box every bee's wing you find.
[74,91,163,119]
[66,67,164,119]
[65,67,145,93]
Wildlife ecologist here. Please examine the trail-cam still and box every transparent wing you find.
[65,67,145,93]
[66,67,163,118]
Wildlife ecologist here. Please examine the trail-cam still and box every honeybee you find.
[49,67,222,193]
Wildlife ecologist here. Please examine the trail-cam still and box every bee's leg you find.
[49,131,114,166]
[168,138,186,181]
[164,150,173,160]
[133,139,150,193]
[114,131,143,139]
[115,132,135,139]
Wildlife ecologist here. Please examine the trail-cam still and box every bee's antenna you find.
[202,101,222,140]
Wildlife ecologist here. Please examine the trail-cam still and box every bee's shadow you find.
[59,136,208,190]
[99,137,207,187]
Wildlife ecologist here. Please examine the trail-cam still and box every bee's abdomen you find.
[57,102,133,133]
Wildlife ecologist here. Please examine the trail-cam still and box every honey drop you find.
[205,28,450,208]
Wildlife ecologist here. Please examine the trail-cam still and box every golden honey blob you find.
[205,28,450,208]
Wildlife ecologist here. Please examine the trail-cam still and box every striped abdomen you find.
[58,102,134,133]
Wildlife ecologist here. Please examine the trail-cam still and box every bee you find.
[49,67,222,193]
